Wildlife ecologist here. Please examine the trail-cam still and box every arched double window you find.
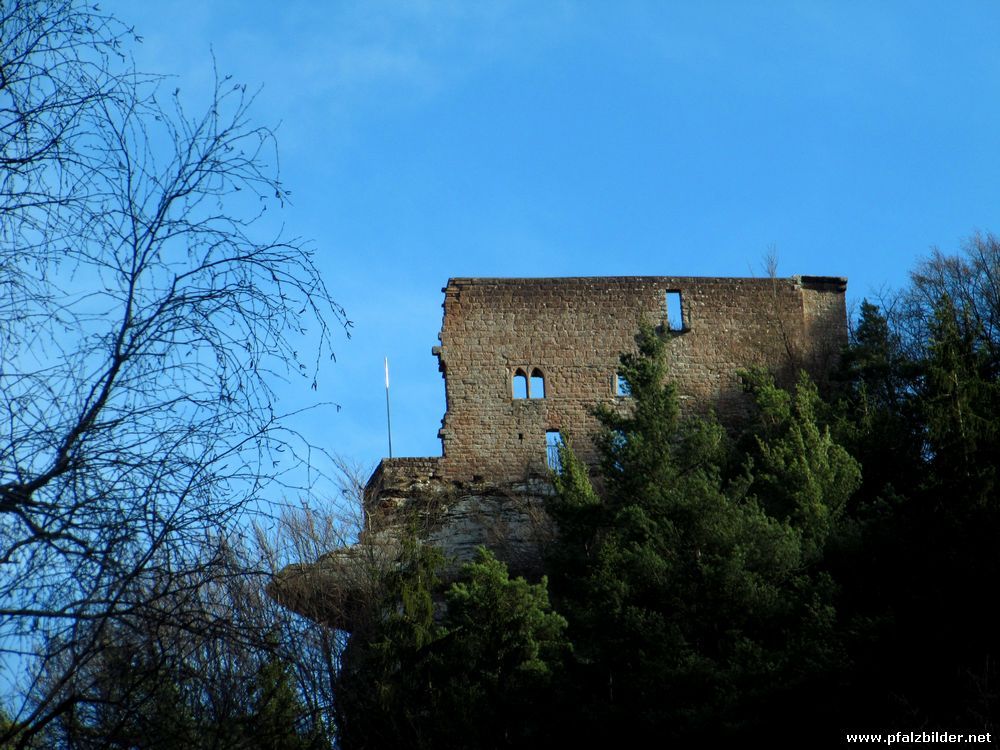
[512,367,547,399]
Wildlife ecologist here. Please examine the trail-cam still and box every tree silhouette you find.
[0,2,348,744]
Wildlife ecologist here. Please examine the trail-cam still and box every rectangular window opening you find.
[545,430,564,473]
[615,374,631,397]
[665,290,684,332]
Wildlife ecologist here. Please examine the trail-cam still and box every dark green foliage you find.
[333,540,446,749]
[45,631,327,750]
[743,369,861,563]
[243,657,329,750]
[334,545,569,750]
[833,300,925,512]
[922,295,1000,505]
[830,274,1000,728]
[546,325,856,741]
[56,645,198,750]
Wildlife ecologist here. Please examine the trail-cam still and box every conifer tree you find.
[547,325,856,740]
[334,545,568,750]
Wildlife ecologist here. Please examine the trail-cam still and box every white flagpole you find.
[384,357,393,459]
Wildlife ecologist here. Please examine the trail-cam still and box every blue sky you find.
[104,0,1000,486]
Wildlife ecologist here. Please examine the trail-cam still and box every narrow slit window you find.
[512,369,528,399]
[615,374,631,397]
[530,368,545,399]
[665,291,684,331]
[546,430,563,472]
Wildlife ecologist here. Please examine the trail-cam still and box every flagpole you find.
[384,357,393,459]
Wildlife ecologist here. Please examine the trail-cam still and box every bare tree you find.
[903,232,1000,358]
[32,533,336,749]
[255,457,378,745]
[0,1,349,744]
[1,1,129,219]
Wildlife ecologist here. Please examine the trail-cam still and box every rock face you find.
[270,458,555,630]
[270,275,848,629]
[363,459,555,578]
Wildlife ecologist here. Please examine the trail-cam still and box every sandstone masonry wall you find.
[432,275,847,484]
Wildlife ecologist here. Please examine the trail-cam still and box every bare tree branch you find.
[0,3,350,745]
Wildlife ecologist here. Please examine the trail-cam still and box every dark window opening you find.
[512,369,528,399]
[665,290,684,331]
[546,430,564,472]
[530,368,546,399]
[615,374,631,396]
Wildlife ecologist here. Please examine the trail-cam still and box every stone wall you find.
[361,458,554,579]
[433,275,847,483]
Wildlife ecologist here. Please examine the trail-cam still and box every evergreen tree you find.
[46,633,327,750]
[335,545,568,750]
[922,295,1000,506]
[743,369,861,563]
[831,282,1000,728]
[547,325,857,741]
[833,300,924,511]
[878,294,1000,726]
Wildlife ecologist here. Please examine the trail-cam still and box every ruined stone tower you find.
[271,275,848,628]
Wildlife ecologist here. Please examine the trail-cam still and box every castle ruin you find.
[271,275,848,628]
